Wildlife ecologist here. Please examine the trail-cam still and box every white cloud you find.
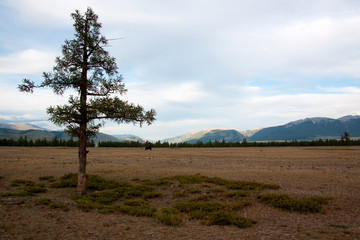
[1,0,360,140]
[123,81,208,108]
[0,114,38,121]
[237,91,360,125]
[0,49,55,74]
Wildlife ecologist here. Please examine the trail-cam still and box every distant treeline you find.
[98,137,359,148]
[0,136,95,147]
[1,135,358,148]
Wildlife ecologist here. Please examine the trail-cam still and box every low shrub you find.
[11,179,35,187]
[156,208,183,226]
[51,173,129,190]
[224,190,251,198]
[39,176,56,182]
[37,197,52,205]
[204,210,256,228]
[257,193,332,213]
[228,201,252,210]
[174,201,255,228]
[6,179,47,196]
[187,187,202,194]
[118,203,157,217]
[143,192,163,200]
[72,189,124,205]
[173,192,188,198]
[191,194,215,202]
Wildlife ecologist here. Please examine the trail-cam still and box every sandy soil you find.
[0,146,359,240]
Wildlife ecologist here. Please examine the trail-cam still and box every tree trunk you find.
[76,121,87,195]
[76,16,89,195]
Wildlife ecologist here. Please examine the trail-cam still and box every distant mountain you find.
[249,115,360,141]
[0,127,120,144]
[2,115,359,144]
[162,128,251,144]
[114,134,147,143]
[0,123,48,131]
[186,129,246,144]
[161,115,360,143]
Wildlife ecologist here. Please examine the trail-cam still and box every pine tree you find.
[18,8,156,194]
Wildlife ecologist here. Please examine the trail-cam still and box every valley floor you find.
[0,146,359,239]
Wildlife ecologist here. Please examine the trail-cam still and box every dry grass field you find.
[0,146,359,240]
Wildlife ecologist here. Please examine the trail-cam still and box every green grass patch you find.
[0,179,47,197]
[39,176,56,182]
[204,210,256,228]
[0,173,332,229]
[224,190,251,198]
[156,208,183,226]
[191,194,215,202]
[72,189,124,205]
[50,173,130,190]
[143,192,163,200]
[37,197,52,205]
[187,187,202,194]
[173,192,188,198]
[174,201,255,228]
[257,193,332,213]
[11,179,35,187]
[37,197,69,211]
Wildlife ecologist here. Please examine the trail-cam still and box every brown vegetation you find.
[0,146,359,239]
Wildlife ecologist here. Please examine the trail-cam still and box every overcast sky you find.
[0,0,360,140]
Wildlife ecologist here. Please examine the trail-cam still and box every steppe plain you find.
[0,146,359,240]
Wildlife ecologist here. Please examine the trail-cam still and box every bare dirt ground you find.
[0,146,359,240]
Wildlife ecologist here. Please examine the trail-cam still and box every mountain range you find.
[0,123,119,144]
[0,115,359,144]
[162,115,360,143]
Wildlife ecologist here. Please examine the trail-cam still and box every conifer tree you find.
[19,8,156,194]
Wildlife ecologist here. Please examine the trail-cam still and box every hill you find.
[2,115,359,144]
[250,115,360,141]
[161,115,360,143]
[113,134,147,143]
[0,124,120,144]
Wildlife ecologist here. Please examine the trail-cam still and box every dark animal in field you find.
[145,146,152,150]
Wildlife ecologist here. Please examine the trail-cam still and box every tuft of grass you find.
[156,208,183,226]
[330,224,349,229]
[23,183,47,194]
[37,197,52,205]
[204,210,256,228]
[224,190,251,198]
[212,187,226,193]
[72,189,124,205]
[39,176,56,182]
[5,173,331,229]
[124,185,154,199]
[228,201,253,211]
[50,173,130,190]
[37,197,69,211]
[140,178,173,187]
[3,179,47,196]
[143,192,163,200]
[257,193,332,213]
[117,202,157,217]
[75,199,101,211]
[173,192,188,198]
[11,179,34,187]
[174,200,255,228]
[187,187,202,194]
[191,194,215,202]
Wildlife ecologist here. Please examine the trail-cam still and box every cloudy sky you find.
[0,0,360,140]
